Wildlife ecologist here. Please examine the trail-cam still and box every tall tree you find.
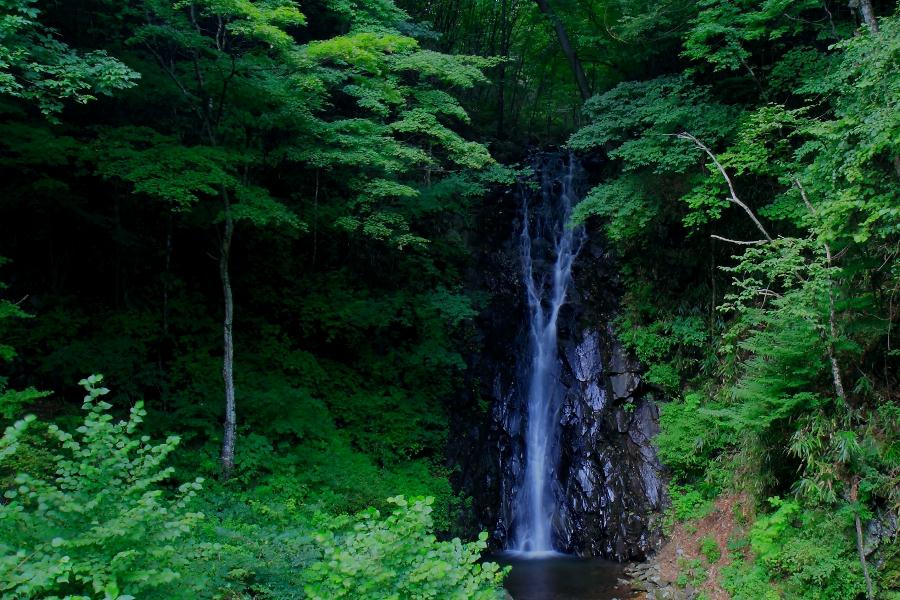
[850,0,879,32]
[91,0,494,478]
[533,0,591,101]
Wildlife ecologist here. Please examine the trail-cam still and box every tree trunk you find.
[496,0,509,138]
[533,0,592,101]
[859,0,878,32]
[851,478,876,600]
[795,180,845,403]
[851,0,879,33]
[219,190,236,479]
[798,180,871,598]
[825,241,847,404]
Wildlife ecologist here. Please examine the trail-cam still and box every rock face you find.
[448,152,666,561]
[554,327,665,559]
[477,322,666,561]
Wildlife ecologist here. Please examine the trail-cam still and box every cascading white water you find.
[512,154,583,554]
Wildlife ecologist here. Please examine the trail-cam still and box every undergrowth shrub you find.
[668,484,714,523]
[723,497,870,600]
[699,535,721,563]
[177,483,320,599]
[0,375,203,599]
[303,496,507,600]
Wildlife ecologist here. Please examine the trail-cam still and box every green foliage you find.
[682,0,824,73]
[0,0,138,116]
[668,485,715,524]
[168,481,321,599]
[0,375,203,599]
[568,5,898,599]
[675,556,707,589]
[723,500,878,599]
[657,393,726,482]
[699,535,721,563]
[303,496,507,600]
[730,498,870,599]
[0,1,897,598]
[571,75,733,167]
[721,558,780,600]
[0,257,48,422]
[802,15,900,244]
[617,315,709,392]
[716,237,835,433]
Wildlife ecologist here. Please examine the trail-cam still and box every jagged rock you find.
[551,328,666,560]
[611,372,641,399]
[606,331,641,374]
[567,330,602,382]
[866,508,899,557]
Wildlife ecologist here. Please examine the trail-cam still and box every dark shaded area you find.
[495,552,631,600]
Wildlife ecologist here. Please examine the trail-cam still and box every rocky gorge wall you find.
[448,153,666,561]
[555,326,665,559]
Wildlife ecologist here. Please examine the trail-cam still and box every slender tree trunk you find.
[851,478,876,600]
[859,0,879,32]
[496,0,509,138]
[824,240,847,403]
[219,189,236,479]
[795,180,845,402]
[533,0,592,101]
[797,180,872,598]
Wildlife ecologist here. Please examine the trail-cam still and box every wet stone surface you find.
[554,328,666,560]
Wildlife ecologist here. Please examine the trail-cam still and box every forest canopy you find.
[0,0,897,598]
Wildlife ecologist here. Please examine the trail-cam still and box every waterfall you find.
[511,153,584,554]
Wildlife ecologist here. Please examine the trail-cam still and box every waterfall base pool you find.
[494,552,634,600]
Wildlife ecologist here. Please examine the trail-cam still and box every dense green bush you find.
[303,496,507,600]
[159,487,504,600]
[657,392,726,483]
[1,380,504,600]
[721,497,871,600]
[174,484,320,599]
[0,375,203,599]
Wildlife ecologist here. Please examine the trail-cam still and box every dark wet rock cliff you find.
[555,326,665,559]
[448,153,666,561]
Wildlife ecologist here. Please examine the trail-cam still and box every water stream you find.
[511,154,584,554]
[492,154,655,600]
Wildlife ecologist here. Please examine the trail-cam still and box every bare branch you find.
[678,131,773,242]
[710,235,768,246]
[794,177,817,216]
